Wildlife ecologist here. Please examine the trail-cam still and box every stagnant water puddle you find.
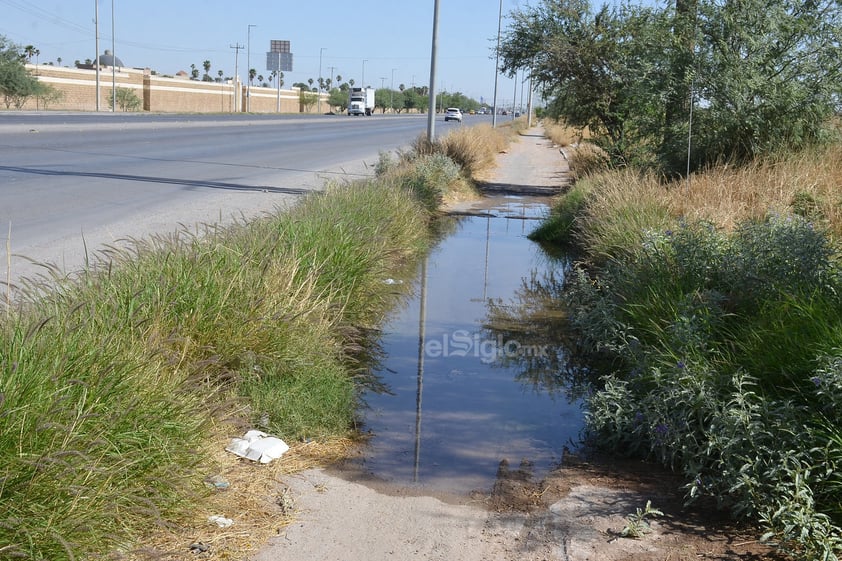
[350,196,586,493]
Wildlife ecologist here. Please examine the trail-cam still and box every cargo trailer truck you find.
[348,87,375,116]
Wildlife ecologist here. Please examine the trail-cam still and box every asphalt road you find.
[0,112,474,292]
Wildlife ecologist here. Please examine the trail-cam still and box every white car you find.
[444,108,463,122]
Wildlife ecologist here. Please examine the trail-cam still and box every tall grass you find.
[0,142,471,559]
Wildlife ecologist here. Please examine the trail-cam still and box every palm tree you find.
[249,68,256,85]
[203,60,211,80]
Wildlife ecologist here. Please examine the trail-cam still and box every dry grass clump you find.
[542,120,608,180]
[667,144,842,237]
[566,142,611,180]
[544,120,587,147]
[124,429,359,561]
[428,123,510,179]
[573,142,842,258]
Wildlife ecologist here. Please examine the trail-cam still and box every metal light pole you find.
[362,59,368,87]
[246,24,256,112]
[426,0,440,142]
[111,0,116,112]
[512,69,518,119]
[230,43,243,112]
[390,68,396,114]
[276,53,281,112]
[95,0,100,111]
[492,0,503,127]
[318,47,325,114]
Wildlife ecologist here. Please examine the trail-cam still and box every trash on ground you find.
[225,429,290,464]
[189,542,210,553]
[204,475,230,490]
[208,515,234,528]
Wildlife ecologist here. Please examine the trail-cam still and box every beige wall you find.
[11,64,324,114]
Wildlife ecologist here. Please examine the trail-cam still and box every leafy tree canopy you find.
[498,0,842,173]
[0,35,51,109]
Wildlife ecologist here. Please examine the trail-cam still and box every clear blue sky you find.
[0,0,532,105]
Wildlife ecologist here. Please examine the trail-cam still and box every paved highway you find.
[0,112,467,293]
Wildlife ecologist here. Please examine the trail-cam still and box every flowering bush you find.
[567,212,842,559]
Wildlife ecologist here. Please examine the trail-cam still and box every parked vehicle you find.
[444,107,463,122]
[348,87,375,116]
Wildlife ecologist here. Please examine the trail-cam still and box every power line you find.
[0,0,91,36]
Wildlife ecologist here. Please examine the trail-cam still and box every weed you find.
[620,500,663,538]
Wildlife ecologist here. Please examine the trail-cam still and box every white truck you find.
[348,87,375,116]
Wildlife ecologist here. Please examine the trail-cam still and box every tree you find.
[402,88,421,113]
[112,87,141,111]
[690,0,842,165]
[0,36,49,109]
[190,64,199,80]
[498,0,842,174]
[328,87,348,112]
[249,68,256,85]
[299,89,317,112]
[202,60,213,82]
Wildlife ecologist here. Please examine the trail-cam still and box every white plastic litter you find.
[208,515,234,528]
[225,429,290,464]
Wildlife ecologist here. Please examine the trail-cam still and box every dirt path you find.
[249,129,777,561]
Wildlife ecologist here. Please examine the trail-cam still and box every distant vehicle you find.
[444,107,463,122]
[348,87,375,116]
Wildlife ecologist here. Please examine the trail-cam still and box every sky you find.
[0,0,534,106]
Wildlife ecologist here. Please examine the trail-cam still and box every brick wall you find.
[10,64,325,114]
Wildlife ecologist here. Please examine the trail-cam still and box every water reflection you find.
[353,197,585,493]
[483,268,592,401]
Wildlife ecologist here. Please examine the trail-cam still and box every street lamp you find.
[318,47,325,114]
[247,24,256,112]
[362,59,368,87]
[390,68,396,114]
[111,0,116,112]
[492,0,502,127]
[427,0,440,141]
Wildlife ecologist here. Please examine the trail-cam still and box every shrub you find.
[566,210,842,558]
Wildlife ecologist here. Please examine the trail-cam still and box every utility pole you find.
[95,0,100,111]
[426,0,440,141]
[390,68,396,114]
[247,24,256,112]
[492,0,503,127]
[318,47,325,114]
[230,43,244,112]
[111,0,116,112]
